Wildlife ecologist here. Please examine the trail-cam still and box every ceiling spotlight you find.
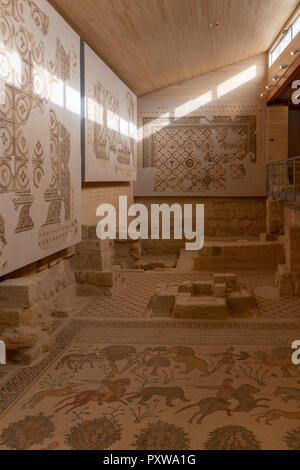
[280,64,289,70]
[266,84,273,90]
[291,49,300,56]
[272,75,280,82]
[260,92,267,98]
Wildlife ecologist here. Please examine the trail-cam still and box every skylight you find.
[269,12,300,66]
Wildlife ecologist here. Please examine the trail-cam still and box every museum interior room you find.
[1,0,300,451]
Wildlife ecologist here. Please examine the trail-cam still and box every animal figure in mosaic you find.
[198,379,270,413]
[126,386,190,407]
[167,346,210,376]
[255,408,300,425]
[209,347,250,375]
[21,383,81,409]
[98,345,137,376]
[175,397,232,424]
[274,386,300,403]
[143,347,171,376]
[255,350,300,377]
[54,378,131,414]
[55,353,102,372]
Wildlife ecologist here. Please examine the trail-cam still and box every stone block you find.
[0,326,38,351]
[129,242,143,260]
[259,233,277,242]
[0,308,29,327]
[149,292,176,315]
[285,237,300,271]
[85,271,114,287]
[286,225,300,240]
[8,344,40,365]
[166,285,180,294]
[214,283,227,298]
[293,272,300,296]
[178,281,193,293]
[71,255,91,270]
[211,246,222,256]
[90,255,103,270]
[0,278,39,308]
[88,226,98,240]
[193,281,212,296]
[81,225,89,240]
[76,240,101,255]
[275,264,294,296]
[214,273,237,287]
[266,198,284,234]
[77,284,113,296]
[173,295,229,320]
[227,289,252,316]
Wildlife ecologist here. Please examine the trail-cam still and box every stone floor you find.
[1,269,300,450]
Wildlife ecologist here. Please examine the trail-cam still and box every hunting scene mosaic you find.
[1,322,300,450]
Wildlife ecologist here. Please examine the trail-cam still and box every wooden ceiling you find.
[48,0,300,96]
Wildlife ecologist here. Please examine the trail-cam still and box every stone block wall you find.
[0,259,76,328]
[71,225,113,271]
[71,224,120,296]
[194,240,285,270]
[275,202,300,297]
[285,225,300,272]
[0,224,121,363]
[135,197,266,237]
[266,197,284,235]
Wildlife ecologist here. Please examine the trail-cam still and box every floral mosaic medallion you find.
[0,413,55,450]
[132,422,191,450]
[204,425,262,450]
[65,417,122,450]
[284,427,300,450]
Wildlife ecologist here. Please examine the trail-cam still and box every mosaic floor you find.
[1,270,300,450]
[81,271,300,320]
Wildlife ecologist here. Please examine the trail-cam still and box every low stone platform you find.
[149,273,253,320]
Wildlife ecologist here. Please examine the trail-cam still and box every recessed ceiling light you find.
[280,64,289,70]
[291,49,300,56]
[260,92,267,98]
[272,75,280,82]
[266,84,273,90]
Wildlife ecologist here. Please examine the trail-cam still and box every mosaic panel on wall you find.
[135,106,266,196]
[0,0,81,276]
[84,44,137,182]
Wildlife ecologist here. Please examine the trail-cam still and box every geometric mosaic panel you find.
[84,43,137,182]
[0,0,81,276]
[135,106,266,197]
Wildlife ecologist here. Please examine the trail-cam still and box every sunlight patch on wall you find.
[217,65,257,97]
[174,90,213,116]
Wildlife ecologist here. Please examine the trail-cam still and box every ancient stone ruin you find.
[149,273,253,320]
